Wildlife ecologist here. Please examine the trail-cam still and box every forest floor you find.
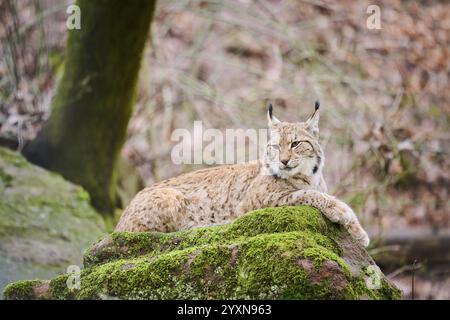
[1,0,449,299]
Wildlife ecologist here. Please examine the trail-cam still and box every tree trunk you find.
[23,0,157,216]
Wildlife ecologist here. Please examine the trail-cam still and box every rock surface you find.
[0,147,106,298]
[3,205,401,300]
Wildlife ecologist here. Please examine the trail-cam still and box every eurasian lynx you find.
[116,102,370,247]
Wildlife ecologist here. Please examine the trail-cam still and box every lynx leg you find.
[288,190,370,247]
[115,188,190,232]
[344,218,370,247]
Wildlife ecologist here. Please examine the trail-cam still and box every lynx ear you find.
[305,100,320,137]
[267,103,281,126]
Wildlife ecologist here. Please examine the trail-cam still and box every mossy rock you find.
[0,147,106,298]
[3,206,401,300]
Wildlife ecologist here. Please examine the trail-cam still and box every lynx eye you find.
[290,141,301,148]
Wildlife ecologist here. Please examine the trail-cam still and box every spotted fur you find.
[116,103,370,247]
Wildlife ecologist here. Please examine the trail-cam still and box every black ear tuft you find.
[268,103,273,119]
[314,100,320,111]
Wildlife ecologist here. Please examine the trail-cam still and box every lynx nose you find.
[281,159,289,166]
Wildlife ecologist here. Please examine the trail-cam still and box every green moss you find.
[0,167,13,187]
[352,266,402,300]
[0,147,28,168]
[76,230,353,300]
[302,246,350,274]
[84,206,342,268]
[50,274,76,300]
[3,280,44,300]
[22,0,157,215]
[76,188,91,202]
[4,206,401,300]
[0,146,106,296]
[379,279,403,300]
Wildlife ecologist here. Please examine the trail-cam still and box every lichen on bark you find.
[23,0,157,216]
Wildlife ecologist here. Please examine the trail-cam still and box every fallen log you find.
[370,228,450,270]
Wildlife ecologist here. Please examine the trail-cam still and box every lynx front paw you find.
[290,190,369,247]
[331,199,354,225]
[359,232,370,248]
[326,200,370,248]
[347,220,370,248]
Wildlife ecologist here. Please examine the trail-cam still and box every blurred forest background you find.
[0,0,449,299]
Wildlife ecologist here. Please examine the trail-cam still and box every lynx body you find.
[116,102,370,247]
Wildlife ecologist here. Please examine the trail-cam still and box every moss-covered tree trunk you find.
[23,0,157,216]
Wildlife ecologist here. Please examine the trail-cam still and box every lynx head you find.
[263,101,324,180]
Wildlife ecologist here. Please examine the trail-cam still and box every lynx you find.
[116,102,370,247]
